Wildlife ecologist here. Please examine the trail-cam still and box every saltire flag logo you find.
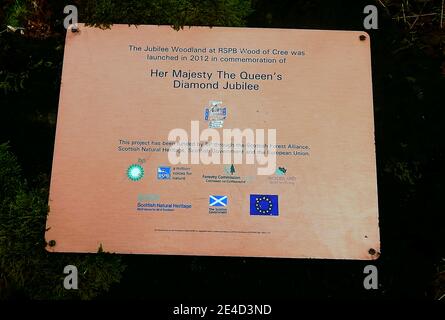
[209,195,228,207]
[250,194,279,216]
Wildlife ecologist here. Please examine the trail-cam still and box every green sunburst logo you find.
[127,164,144,181]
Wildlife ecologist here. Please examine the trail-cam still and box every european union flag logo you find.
[250,194,279,216]
[209,195,228,207]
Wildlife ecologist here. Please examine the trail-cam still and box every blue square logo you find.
[157,166,171,180]
[250,194,279,216]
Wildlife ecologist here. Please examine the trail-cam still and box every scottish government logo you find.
[157,166,171,180]
[209,195,228,214]
[250,194,279,216]
[209,195,228,207]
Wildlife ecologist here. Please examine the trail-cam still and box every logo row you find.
[210,194,279,216]
[126,164,177,181]
[128,164,289,181]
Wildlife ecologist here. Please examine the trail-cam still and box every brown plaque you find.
[46,24,380,259]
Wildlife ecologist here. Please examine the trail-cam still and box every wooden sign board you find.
[46,24,380,259]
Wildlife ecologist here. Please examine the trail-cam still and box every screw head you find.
[368,248,376,255]
[359,35,367,41]
[48,240,56,247]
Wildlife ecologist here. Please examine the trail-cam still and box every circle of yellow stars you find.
[255,196,273,214]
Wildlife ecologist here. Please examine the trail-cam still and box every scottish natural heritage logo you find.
[127,164,144,181]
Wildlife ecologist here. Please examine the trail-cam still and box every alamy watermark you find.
[63,5,78,31]
[168,121,277,175]
[363,265,378,290]
[63,265,78,290]
[363,5,378,30]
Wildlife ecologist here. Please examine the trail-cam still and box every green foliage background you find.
[0,143,125,299]
[0,0,252,300]
[0,0,444,300]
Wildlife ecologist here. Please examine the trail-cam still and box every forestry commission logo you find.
[224,164,236,175]
[127,164,144,181]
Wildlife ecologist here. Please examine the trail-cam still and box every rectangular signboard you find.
[45,24,380,259]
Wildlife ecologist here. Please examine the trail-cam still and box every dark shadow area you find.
[1,0,444,300]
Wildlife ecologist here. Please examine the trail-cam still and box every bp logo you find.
[127,164,144,181]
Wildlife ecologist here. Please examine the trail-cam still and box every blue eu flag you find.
[250,194,279,216]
